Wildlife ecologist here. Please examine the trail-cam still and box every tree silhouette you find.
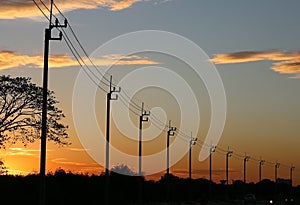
[0,75,69,148]
[0,160,7,175]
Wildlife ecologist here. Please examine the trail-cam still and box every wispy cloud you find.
[92,54,160,66]
[0,50,77,70]
[6,147,40,156]
[0,0,165,19]
[211,50,300,78]
[0,50,159,70]
[51,158,88,166]
[67,147,89,152]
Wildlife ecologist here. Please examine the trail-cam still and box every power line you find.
[33,0,49,20]
[33,0,298,181]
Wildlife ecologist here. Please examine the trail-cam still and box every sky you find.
[0,0,300,186]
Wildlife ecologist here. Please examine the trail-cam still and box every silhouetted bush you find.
[0,168,298,205]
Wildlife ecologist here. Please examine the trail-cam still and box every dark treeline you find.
[0,167,299,205]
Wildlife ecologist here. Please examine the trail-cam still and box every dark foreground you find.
[0,168,299,205]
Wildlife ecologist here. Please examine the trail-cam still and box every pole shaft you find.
[39,28,50,205]
[209,152,212,199]
[167,131,170,175]
[290,168,292,187]
[226,155,228,186]
[105,93,111,175]
[275,166,277,182]
[139,116,142,175]
[259,163,262,182]
[105,91,111,205]
[189,143,192,179]
[244,159,246,184]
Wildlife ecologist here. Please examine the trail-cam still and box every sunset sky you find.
[0,0,300,186]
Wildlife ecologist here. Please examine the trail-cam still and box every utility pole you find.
[259,159,265,182]
[209,145,216,198]
[274,161,280,197]
[139,102,150,176]
[243,155,250,184]
[39,1,67,205]
[166,120,176,203]
[138,102,150,204]
[105,75,120,175]
[166,120,176,175]
[105,75,120,205]
[243,154,250,196]
[275,161,280,183]
[226,147,233,186]
[290,165,295,187]
[189,133,197,179]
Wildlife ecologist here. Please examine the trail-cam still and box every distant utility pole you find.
[274,161,280,183]
[189,133,197,179]
[138,102,150,204]
[139,102,150,176]
[290,165,295,187]
[105,75,120,205]
[259,159,265,182]
[166,120,176,175]
[209,145,216,198]
[166,120,176,203]
[39,1,67,205]
[243,154,250,184]
[226,147,233,186]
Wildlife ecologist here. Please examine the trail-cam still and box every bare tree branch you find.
[0,75,70,148]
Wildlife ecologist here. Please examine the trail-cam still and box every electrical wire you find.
[33,0,298,176]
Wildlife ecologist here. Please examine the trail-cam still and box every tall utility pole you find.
[243,155,250,184]
[259,159,265,182]
[138,102,150,204]
[139,102,150,176]
[226,147,233,186]
[189,133,197,179]
[290,165,295,187]
[209,145,216,198]
[40,1,67,205]
[274,161,280,183]
[105,75,120,205]
[105,75,120,175]
[166,120,176,175]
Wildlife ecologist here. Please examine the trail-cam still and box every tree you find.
[0,160,7,175]
[0,75,69,148]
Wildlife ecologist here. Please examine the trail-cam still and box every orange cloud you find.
[0,0,144,19]
[109,0,141,11]
[92,54,160,66]
[211,50,300,78]
[51,158,87,166]
[0,50,160,70]
[0,50,77,70]
[6,147,40,156]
